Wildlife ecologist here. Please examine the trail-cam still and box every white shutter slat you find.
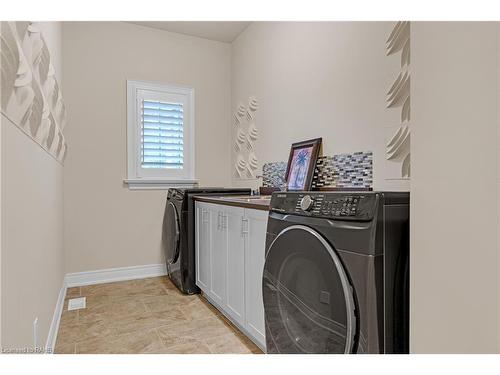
[142,141,183,146]
[141,131,184,135]
[143,101,183,110]
[142,126,183,132]
[143,116,183,122]
[142,135,183,141]
[141,99,184,169]
[143,152,183,157]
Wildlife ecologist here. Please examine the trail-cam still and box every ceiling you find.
[128,21,252,43]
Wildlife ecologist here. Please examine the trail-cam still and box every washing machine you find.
[262,191,409,353]
[162,187,251,294]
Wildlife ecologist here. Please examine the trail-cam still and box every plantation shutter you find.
[141,99,184,169]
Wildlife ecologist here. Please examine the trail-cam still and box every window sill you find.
[123,179,199,190]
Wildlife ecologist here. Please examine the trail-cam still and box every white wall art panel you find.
[0,21,67,163]
[386,21,410,179]
[233,96,259,179]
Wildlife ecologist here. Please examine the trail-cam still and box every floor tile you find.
[80,280,137,297]
[54,342,76,354]
[55,276,259,354]
[204,333,253,354]
[236,333,263,354]
[82,293,132,307]
[178,298,220,321]
[59,304,79,326]
[78,299,147,324]
[59,317,115,345]
[156,328,208,349]
[76,329,165,354]
[65,287,81,299]
[161,316,234,339]
[134,277,175,291]
[111,309,189,336]
[162,342,212,354]
[143,295,192,313]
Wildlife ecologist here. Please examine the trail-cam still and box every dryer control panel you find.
[270,192,377,221]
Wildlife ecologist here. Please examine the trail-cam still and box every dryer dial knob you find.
[300,195,314,211]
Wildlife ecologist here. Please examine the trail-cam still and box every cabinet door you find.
[244,208,268,348]
[210,205,227,306]
[195,202,211,293]
[224,205,246,326]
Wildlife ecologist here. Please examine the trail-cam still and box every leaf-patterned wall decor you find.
[387,71,410,109]
[233,96,260,179]
[386,124,410,161]
[0,21,67,163]
[386,21,410,56]
[386,21,411,178]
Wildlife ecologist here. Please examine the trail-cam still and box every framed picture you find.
[285,138,322,191]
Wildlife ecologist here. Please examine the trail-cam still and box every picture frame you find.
[285,138,322,191]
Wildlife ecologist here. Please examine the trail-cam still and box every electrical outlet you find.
[33,317,38,349]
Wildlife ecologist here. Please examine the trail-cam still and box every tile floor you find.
[54,276,262,354]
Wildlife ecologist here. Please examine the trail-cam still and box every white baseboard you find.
[64,263,167,288]
[45,283,67,354]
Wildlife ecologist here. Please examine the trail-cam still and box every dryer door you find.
[262,225,356,354]
[162,201,180,265]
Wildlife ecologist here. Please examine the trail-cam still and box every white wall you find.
[1,22,64,351]
[230,22,409,191]
[1,117,64,350]
[411,22,499,353]
[62,22,232,273]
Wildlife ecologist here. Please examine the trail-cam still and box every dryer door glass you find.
[262,225,356,353]
[162,201,180,265]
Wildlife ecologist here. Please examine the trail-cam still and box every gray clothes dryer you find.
[262,191,409,354]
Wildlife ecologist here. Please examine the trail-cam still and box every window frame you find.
[125,80,197,190]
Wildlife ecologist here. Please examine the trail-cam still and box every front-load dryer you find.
[262,191,409,353]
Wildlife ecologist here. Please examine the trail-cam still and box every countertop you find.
[194,195,271,211]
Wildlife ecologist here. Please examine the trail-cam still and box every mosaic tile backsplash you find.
[312,152,373,189]
[262,161,287,190]
[262,151,373,190]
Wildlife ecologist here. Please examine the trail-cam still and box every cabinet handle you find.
[217,212,221,230]
[222,214,228,230]
[241,218,249,236]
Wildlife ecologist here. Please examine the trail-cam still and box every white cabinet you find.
[210,208,227,306]
[225,205,246,326]
[195,202,211,291]
[195,201,268,351]
[244,209,268,346]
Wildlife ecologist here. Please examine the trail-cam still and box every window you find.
[126,80,196,189]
